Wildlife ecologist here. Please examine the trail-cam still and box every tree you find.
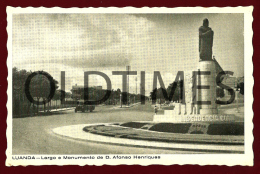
[121,92,128,105]
[115,88,121,100]
[166,80,182,102]
[150,87,168,104]
[12,68,59,115]
[237,82,244,95]
[65,91,72,98]
[149,79,184,104]
[13,68,31,116]
[29,72,59,113]
[150,88,157,104]
[216,86,225,98]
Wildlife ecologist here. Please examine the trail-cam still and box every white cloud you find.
[12,13,244,94]
[13,14,155,69]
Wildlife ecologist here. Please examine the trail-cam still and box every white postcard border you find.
[6,6,254,166]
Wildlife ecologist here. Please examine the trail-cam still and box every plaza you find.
[13,100,244,154]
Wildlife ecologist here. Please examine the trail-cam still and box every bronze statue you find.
[199,18,214,61]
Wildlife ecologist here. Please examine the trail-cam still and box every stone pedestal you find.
[151,60,236,123]
[197,61,218,115]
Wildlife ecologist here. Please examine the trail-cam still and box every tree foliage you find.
[13,67,59,115]
[216,86,225,98]
[150,80,183,104]
[29,73,58,101]
[237,82,244,95]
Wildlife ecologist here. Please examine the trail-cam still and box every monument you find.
[199,18,214,61]
[153,19,234,123]
[52,18,244,156]
[197,18,217,115]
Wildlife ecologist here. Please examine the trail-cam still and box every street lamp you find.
[135,77,137,94]
[120,93,122,108]
[126,65,131,106]
[236,85,240,113]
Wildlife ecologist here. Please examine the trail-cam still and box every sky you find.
[12,13,244,95]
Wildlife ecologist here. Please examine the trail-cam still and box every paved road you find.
[13,103,199,154]
[12,103,244,154]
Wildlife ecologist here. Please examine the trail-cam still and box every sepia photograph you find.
[6,7,253,166]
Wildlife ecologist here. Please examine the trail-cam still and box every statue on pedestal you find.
[199,18,214,61]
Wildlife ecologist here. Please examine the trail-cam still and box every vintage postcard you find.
[6,6,253,166]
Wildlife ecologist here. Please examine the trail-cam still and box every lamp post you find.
[236,86,240,113]
[126,66,131,106]
[135,77,137,104]
[120,93,122,108]
[135,77,137,94]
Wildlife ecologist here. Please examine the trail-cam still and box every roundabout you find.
[52,121,244,154]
